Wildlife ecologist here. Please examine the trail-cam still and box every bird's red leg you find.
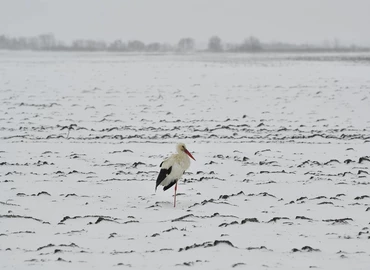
[174,181,178,207]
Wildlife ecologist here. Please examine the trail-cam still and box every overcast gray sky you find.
[1,0,369,46]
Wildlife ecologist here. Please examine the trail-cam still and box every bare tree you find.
[333,38,340,51]
[71,39,106,51]
[146,42,161,52]
[239,36,262,52]
[159,43,175,52]
[127,40,145,51]
[109,40,127,51]
[177,38,195,52]
[208,36,223,52]
[38,33,56,49]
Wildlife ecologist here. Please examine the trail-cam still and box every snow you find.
[0,51,370,269]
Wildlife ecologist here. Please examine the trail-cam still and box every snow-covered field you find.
[0,51,369,269]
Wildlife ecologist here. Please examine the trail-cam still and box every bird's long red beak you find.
[185,149,196,161]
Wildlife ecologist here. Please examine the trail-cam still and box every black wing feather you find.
[163,179,177,191]
[155,166,172,191]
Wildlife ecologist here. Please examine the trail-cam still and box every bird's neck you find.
[178,151,188,158]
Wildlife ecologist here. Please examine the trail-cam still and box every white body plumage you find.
[158,151,191,188]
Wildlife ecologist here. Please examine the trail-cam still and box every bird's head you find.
[177,143,196,161]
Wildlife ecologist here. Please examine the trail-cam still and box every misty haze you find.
[1,1,369,270]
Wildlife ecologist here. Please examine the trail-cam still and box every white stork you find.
[155,143,196,207]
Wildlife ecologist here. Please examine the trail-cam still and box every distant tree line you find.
[0,33,368,53]
[208,35,370,53]
[0,33,195,52]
